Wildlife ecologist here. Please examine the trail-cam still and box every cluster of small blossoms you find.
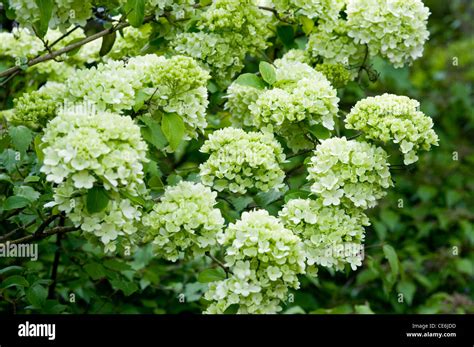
[224,83,262,127]
[306,19,366,80]
[142,181,225,262]
[106,24,153,60]
[204,210,306,314]
[315,63,352,89]
[171,0,273,87]
[7,82,65,129]
[147,0,198,22]
[272,0,345,21]
[63,54,210,144]
[46,184,143,253]
[279,198,370,273]
[307,137,393,209]
[199,128,286,194]
[345,94,439,165]
[346,0,430,68]
[8,0,93,31]
[247,60,339,151]
[40,107,148,252]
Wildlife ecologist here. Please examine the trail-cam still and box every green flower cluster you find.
[41,107,148,252]
[345,94,439,165]
[142,181,225,262]
[279,198,370,273]
[307,137,393,209]
[7,82,65,129]
[9,0,93,31]
[229,58,339,152]
[315,63,352,89]
[171,0,273,86]
[306,19,366,80]
[272,0,345,21]
[346,0,430,68]
[204,210,306,314]
[199,127,286,194]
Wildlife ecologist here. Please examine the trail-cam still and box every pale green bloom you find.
[199,128,286,194]
[345,94,439,165]
[204,210,305,314]
[280,198,370,272]
[307,137,393,209]
[142,181,225,261]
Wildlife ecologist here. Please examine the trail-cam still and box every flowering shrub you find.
[0,0,445,315]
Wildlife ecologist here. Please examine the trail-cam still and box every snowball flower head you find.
[204,210,305,314]
[345,94,439,165]
[307,137,393,209]
[142,181,225,261]
[346,0,430,67]
[280,198,370,273]
[199,127,286,194]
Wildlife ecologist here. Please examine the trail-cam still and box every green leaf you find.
[34,135,45,163]
[99,31,117,56]
[308,124,332,140]
[139,115,167,150]
[1,275,29,289]
[0,173,12,184]
[455,258,473,276]
[26,285,48,308]
[13,186,40,202]
[110,279,138,296]
[259,61,276,85]
[380,209,400,232]
[33,0,53,38]
[354,304,374,314]
[234,73,266,90]
[300,16,314,35]
[198,268,226,283]
[383,244,399,279]
[223,303,239,314]
[161,112,185,151]
[284,190,311,203]
[3,196,30,210]
[397,281,416,306]
[125,0,145,28]
[134,90,151,112]
[277,25,295,48]
[104,259,132,272]
[0,266,23,276]
[9,125,33,154]
[84,263,106,280]
[86,186,110,214]
[24,175,41,183]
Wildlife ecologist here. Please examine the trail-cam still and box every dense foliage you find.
[0,0,472,314]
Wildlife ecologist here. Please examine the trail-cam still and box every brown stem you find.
[4,225,79,245]
[0,15,154,79]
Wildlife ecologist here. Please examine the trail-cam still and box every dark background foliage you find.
[0,0,472,314]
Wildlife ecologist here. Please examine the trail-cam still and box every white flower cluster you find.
[307,137,393,209]
[272,0,345,21]
[60,54,210,144]
[9,0,93,31]
[226,59,339,152]
[172,0,273,86]
[346,0,430,68]
[200,128,286,194]
[279,198,370,273]
[204,210,306,314]
[142,181,225,262]
[345,94,439,165]
[41,107,148,252]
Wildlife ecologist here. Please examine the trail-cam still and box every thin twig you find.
[4,225,79,245]
[48,215,65,299]
[205,251,230,275]
[0,15,154,79]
